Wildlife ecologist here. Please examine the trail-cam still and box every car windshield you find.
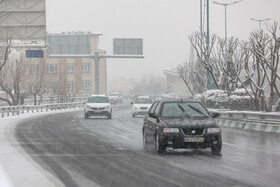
[160,102,209,118]
[134,98,153,104]
[87,96,109,103]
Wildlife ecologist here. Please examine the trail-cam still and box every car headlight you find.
[133,106,139,110]
[207,127,221,133]
[86,105,91,109]
[163,128,180,133]
[105,105,110,109]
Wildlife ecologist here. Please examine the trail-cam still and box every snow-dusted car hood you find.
[86,103,111,108]
[161,118,217,128]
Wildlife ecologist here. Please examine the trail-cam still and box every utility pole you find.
[250,18,271,30]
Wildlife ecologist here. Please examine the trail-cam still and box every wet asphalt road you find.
[15,105,280,187]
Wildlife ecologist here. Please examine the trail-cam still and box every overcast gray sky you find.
[46,0,280,81]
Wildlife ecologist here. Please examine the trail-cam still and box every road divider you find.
[209,109,280,133]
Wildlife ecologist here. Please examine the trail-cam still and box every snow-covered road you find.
[0,109,80,187]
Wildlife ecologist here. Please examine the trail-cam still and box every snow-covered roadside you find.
[0,108,82,187]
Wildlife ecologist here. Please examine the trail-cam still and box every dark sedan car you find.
[142,99,222,154]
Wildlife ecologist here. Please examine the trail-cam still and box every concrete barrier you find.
[209,109,280,133]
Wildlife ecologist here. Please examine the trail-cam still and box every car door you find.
[146,101,161,137]
[144,101,159,137]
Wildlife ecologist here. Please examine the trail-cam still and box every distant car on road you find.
[108,92,123,104]
[131,96,154,117]
[84,95,112,119]
[142,99,222,154]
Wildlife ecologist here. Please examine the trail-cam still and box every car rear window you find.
[134,98,153,104]
[87,96,109,103]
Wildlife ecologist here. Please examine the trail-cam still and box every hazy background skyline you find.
[46,0,280,81]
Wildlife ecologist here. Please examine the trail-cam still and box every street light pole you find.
[200,0,203,44]
[206,0,211,90]
[250,18,271,30]
[213,0,243,45]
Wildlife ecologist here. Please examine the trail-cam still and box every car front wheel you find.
[107,113,112,119]
[155,132,166,154]
[143,129,149,151]
[84,113,89,119]
[211,143,222,154]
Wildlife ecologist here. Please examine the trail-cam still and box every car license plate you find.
[184,137,204,142]
[94,110,102,113]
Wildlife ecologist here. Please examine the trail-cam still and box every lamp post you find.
[250,18,271,30]
[213,0,243,44]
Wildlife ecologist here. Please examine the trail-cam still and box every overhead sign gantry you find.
[0,0,46,48]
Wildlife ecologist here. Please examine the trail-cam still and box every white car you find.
[84,95,112,119]
[131,96,154,117]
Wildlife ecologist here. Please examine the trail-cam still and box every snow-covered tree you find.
[189,32,222,90]
[0,49,28,105]
[177,60,206,96]
[131,75,165,95]
[239,22,280,111]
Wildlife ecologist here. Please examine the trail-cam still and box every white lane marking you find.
[223,142,280,155]
[89,132,98,137]
[29,153,131,157]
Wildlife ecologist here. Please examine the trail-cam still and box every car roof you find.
[136,95,151,98]
[159,98,200,103]
[89,94,107,97]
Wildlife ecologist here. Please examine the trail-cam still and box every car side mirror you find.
[130,102,133,105]
[148,112,156,118]
[211,112,220,118]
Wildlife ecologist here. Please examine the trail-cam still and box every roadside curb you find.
[216,119,280,133]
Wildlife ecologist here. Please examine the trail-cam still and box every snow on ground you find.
[0,108,82,187]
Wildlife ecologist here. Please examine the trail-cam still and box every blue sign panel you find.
[26,50,44,58]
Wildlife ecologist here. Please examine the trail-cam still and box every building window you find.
[82,63,90,73]
[30,64,39,74]
[46,64,58,74]
[67,63,74,74]
[67,81,74,92]
[82,80,91,91]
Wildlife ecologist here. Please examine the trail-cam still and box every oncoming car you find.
[131,96,154,117]
[142,99,222,154]
[84,95,112,119]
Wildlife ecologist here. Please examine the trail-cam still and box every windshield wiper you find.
[177,104,190,118]
[187,105,208,117]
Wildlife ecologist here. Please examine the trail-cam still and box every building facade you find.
[21,32,107,97]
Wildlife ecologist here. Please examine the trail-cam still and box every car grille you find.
[140,107,148,110]
[92,107,105,110]
[181,128,205,136]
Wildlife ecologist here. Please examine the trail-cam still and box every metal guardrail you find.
[209,109,280,133]
[209,109,280,125]
[0,102,85,118]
